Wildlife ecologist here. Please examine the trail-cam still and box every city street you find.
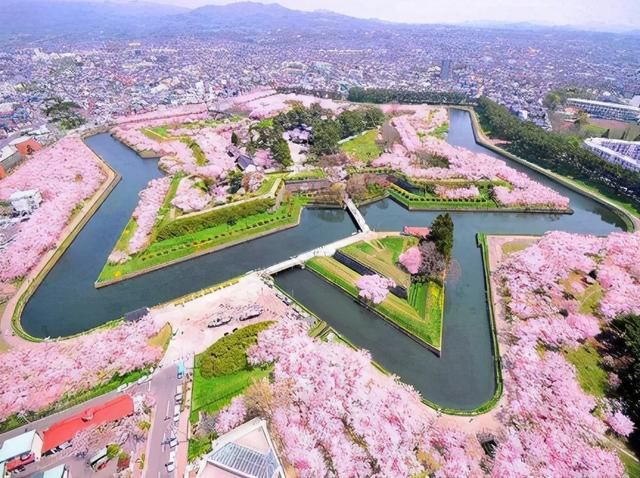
[145,364,180,478]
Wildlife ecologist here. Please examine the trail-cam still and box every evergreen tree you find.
[231,132,239,145]
[271,138,292,167]
[429,213,454,259]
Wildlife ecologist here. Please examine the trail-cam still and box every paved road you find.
[146,365,179,478]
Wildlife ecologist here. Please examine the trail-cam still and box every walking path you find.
[262,230,387,275]
[1,146,118,348]
[345,196,370,232]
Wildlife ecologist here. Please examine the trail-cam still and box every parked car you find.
[169,436,178,448]
[173,404,180,422]
[166,451,177,472]
[175,384,182,403]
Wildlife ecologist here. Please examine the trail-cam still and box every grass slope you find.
[97,198,306,283]
[340,129,383,164]
[307,256,442,349]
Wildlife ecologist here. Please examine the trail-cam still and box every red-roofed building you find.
[42,395,134,452]
[403,226,430,238]
[13,138,42,157]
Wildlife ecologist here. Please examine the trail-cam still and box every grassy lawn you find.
[578,282,603,315]
[97,198,306,283]
[190,323,273,423]
[564,343,608,398]
[147,323,172,352]
[564,176,640,221]
[429,122,449,140]
[340,130,383,164]
[501,238,536,255]
[340,236,416,288]
[306,256,442,349]
[620,451,640,478]
[285,169,326,181]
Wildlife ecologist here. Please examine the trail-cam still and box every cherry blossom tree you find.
[399,246,422,274]
[0,136,106,282]
[356,274,395,304]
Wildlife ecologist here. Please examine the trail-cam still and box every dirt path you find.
[0,141,118,350]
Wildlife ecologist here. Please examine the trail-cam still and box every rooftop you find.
[0,430,38,462]
[197,418,284,478]
[42,394,134,452]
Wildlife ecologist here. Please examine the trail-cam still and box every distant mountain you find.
[1,0,637,41]
[180,1,380,32]
[0,0,189,39]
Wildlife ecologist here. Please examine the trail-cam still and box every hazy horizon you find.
[115,0,640,30]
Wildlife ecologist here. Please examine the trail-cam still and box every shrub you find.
[156,197,276,240]
[199,322,273,378]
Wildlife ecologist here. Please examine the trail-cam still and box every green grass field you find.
[429,122,449,140]
[340,130,383,164]
[97,198,306,283]
[620,451,640,478]
[306,255,442,349]
[564,343,608,398]
[190,324,274,423]
[340,236,417,288]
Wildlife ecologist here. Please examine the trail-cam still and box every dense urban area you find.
[0,2,640,478]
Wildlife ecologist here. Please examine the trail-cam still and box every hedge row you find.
[156,197,276,240]
[199,321,274,378]
[390,185,492,204]
[140,210,293,263]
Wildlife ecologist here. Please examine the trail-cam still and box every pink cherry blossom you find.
[129,177,171,253]
[215,396,248,435]
[399,246,422,274]
[0,316,163,420]
[372,111,570,210]
[114,104,208,125]
[435,185,480,200]
[171,177,211,213]
[605,411,635,437]
[0,136,106,281]
[244,319,483,478]
[356,274,395,304]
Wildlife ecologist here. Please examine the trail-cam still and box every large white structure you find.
[10,189,42,214]
[567,98,640,123]
[584,138,640,172]
[196,418,285,478]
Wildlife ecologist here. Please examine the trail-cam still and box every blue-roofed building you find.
[30,463,69,478]
[196,418,285,478]
[0,429,43,472]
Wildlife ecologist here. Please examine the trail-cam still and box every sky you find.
[146,0,640,29]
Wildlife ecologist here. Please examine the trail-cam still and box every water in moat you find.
[21,135,356,337]
[274,108,626,410]
[21,109,626,409]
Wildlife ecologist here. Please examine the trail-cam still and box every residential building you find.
[10,189,42,215]
[11,136,43,156]
[196,418,286,478]
[0,430,44,472]
[584,137,640,172]
[0,144,21,172]
[567,98,640,123]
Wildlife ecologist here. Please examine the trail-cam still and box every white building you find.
[196,418,285,478]
[0,145,21,171]
[0,430,43,471]
[584,138,640,172]
[567,98,640,123]
[10,189,42,215]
